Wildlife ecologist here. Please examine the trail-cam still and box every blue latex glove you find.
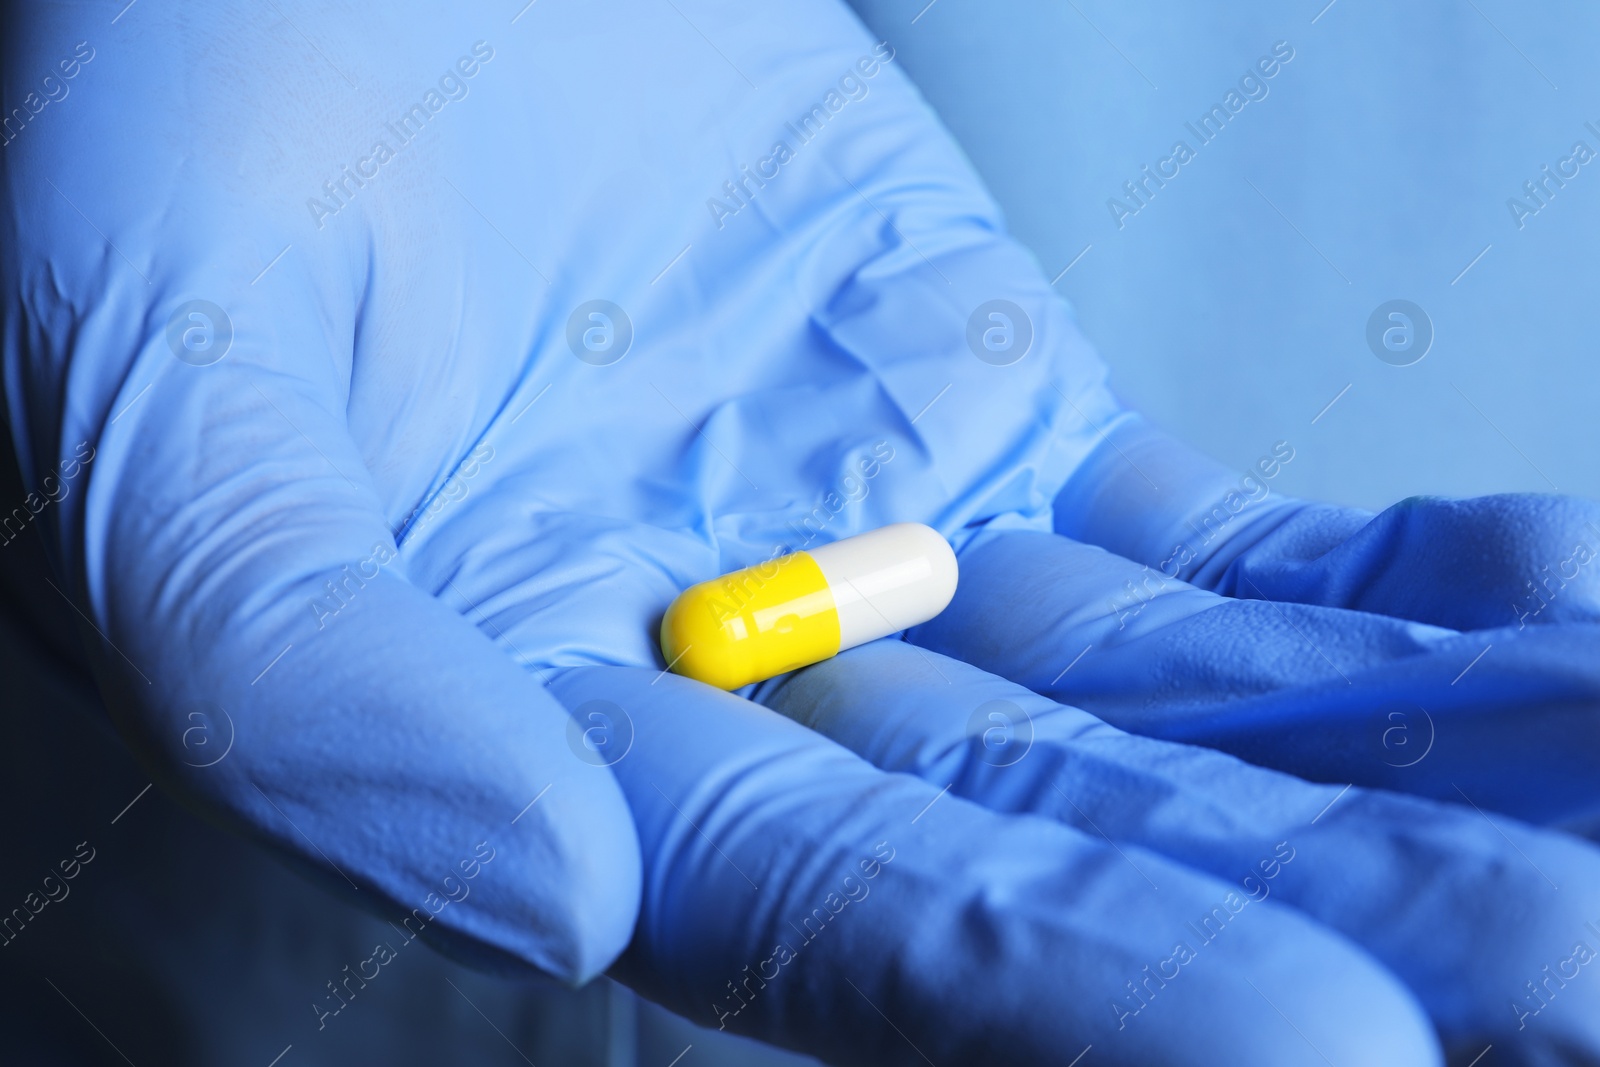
[928,420,1600,832]
[1055,415,1600,633]
[760,638,1600,1063]
[5,1,1599,1063]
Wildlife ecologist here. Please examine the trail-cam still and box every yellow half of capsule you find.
[659,551,842,690]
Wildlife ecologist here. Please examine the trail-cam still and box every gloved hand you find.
[5,1,1599,1065]
[924,418,1600,832]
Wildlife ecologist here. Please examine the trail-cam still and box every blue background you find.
[851,0,1600,512]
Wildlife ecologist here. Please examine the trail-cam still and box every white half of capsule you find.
[807,523,959,649]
